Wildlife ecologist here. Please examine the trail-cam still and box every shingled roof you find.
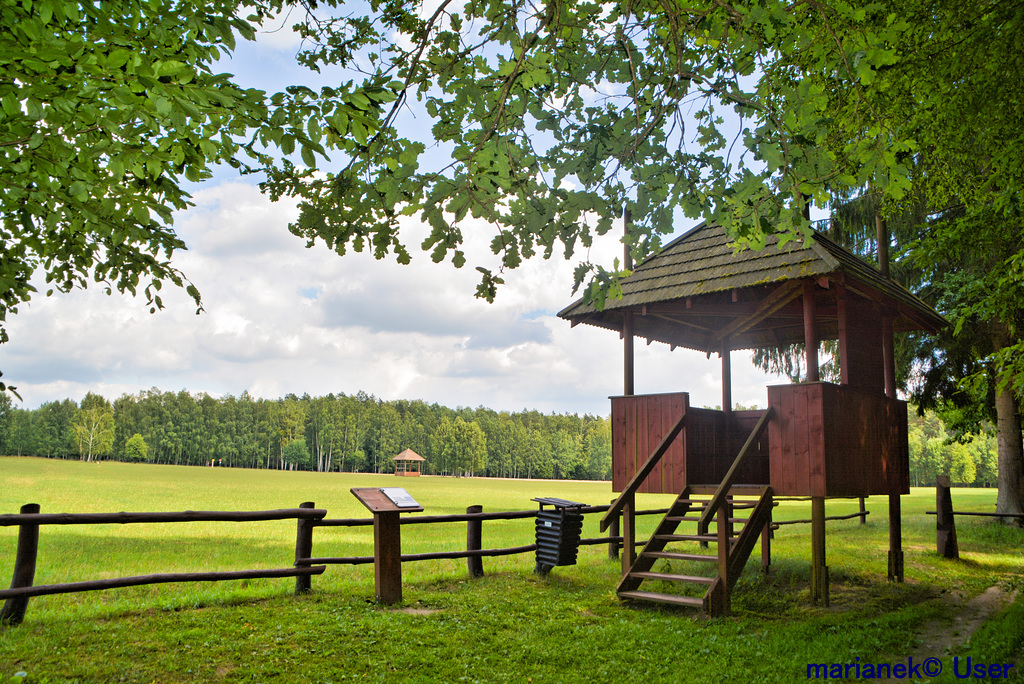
[558,222,946,353]
[392,449,425,462]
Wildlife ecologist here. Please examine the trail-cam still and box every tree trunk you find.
[994,377,1024,522]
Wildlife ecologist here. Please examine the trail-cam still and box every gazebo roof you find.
[392,449,425,462]
[558,222,946,353]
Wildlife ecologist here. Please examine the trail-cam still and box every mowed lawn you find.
[1,456,1022,683]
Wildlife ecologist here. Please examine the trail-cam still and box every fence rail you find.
[928,476,1024,560]
[0,503,327,626]
[0,498,701,625]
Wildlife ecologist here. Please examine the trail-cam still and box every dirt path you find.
[908,585,1016,659]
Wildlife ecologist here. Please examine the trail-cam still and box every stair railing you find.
[705,486,774,616]
[600,411,688,532]
[697,407,773,537]
[600,411,688,572]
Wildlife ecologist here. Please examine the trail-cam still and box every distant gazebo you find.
[392,449,425,477]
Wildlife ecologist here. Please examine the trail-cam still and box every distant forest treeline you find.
[0,390,612,480]
[0,390,998,486]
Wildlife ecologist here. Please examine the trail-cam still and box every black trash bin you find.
[532,497,586,575]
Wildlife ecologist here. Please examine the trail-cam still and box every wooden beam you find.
[803,280,820,382]
[883,316,896,399]
[712,281,804,343]
[810,496,829,605]
[721,341,732,417]
[623,312,635,396]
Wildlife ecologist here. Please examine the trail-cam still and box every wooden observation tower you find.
[559,222,945,615]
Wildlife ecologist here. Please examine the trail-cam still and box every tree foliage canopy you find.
[0,0,281,346]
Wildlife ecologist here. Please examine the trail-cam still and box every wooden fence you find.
[927,476,1024,559]
[1,501,670,625]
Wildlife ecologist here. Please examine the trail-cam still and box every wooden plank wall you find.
[838,291,886,394]
[767,383,910,497]
[611,395,771,493]
[732,410,772,485]
[611,393,688,493]
[684,408,725,485]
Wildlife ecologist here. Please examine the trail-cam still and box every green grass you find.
[1,456,1022,683]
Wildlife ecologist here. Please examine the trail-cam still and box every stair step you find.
[688,484,768,496]
[664,516,703,523]
[655,534,720,542]
[630,571,715,584]
[618,590,705,608]
[642,551,718,563]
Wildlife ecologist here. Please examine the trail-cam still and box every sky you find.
[0,12,784,416]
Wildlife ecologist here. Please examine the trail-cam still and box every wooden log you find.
[608,500,620,560]
[303,555,375,566]
[716,506,730,616]
[623,312,635,396]
[810,496,829,605]
[935,476,959,559]
[466,505,484,578]
[926,511,1024,519]
[803,280,819,382]
[400,510,537,524]
[772,510,870,527]
[401,544,536,562]
[0,504,40,625]
[888,493,904,582]
[0,508,327,526]
[312,517,374,528]
[0,566,326,600]
[294,502,316,594]
[761,504,772,574]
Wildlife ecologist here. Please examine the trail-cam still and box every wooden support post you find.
[621,494,636,575]
[803,280,819,382]
[882,318,897,398]
[623,206,635,398]
[724,496,734,541]
[761,505,772,574]
[859,497,867,525]
[888,494,904,582]
[721,341,732,415]
[374,510,403,604]
[810,497,829,605]
[623,312,635,397]
[294,501,315,595]
[466,505,484,578]
[608,499,620,560]
[716,506,730,616]
[1,503,41,626]
[935,476,959,559]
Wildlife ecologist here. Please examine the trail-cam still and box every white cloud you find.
[0,179,782,414]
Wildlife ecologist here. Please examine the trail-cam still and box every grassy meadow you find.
[1,455,1022,683]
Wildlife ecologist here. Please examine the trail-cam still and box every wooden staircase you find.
[601,407,775,616]
[616,484,773,615]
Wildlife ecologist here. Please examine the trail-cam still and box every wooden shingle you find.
[558,223,945,353]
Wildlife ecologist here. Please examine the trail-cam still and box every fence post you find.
[294,501,315,595]
[858,497,867,524]
[607,499,620,560]
[1,503,41,626]
[466,505,484,578]
[935,476,959,559]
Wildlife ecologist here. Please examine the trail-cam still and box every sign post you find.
[350,487,423,604]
